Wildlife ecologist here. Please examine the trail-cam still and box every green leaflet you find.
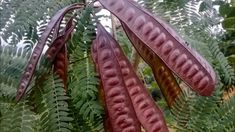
[67,7,104,130]
[0,0,79,44]
[31,74,73,132]
[0,101,38,132]
[0,46,31,101]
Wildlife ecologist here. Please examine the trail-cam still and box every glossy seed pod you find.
[92,24,141,132]
[96,24,169,132]
[122,23,181,107]
[16,4,83,101]
[98,0,217,96]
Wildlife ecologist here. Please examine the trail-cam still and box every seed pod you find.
[46,17,74,90]
[53,46,68,90]
[101,83,114,132]
[46,16,74,62]
[122,23,181,107]
[93,47,114,132]
[92,24,141,132]
[46,26,74,61]
[98,0,217,96]
[16,4,83,101]
[95,24,169,132]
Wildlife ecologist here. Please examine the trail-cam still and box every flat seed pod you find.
[95,24,169,132]
[98,0,217,96]
[92,24,141,132]
[16,4,83,101]
[122,23,181,107]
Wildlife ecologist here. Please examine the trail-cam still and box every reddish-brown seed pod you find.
[92,24,141,132]
[98,0,217,96]
[53,46,68,90]
[100,83,114,132]
[95,24,169,132]
[122,23,181,107]
[16,3,84,101]
[46,17,74,90]
[46,19,75,62]
[93,48,114,132]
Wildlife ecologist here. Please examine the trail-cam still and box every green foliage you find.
[0,45,38,132]
[219,2,235,57]
[0,44,74,131]
[0,101,38,132]
[68,7,104,130]
[171,84,235,132]
[0,46,31,101]
[0,0,83,44]
[210,96,235,131]
[116,28,133,58]
[31,75,73,132]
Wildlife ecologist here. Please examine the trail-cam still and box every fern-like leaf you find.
[0,0,79,44]
[0,101,38,132]
[68,7,103,123]
[30,74,73,132]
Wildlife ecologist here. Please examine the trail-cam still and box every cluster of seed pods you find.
[98,0,217,96]
[16,4,83,101]
[92,23,169,132]
[122,23,182,107]
[15,1,219,131]
[92,24,141,132]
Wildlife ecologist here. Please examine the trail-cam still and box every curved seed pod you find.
[16,3,83,101]
[98,0,217,96]
[46,26,74,62]
[96,24,169,132]
[122,23,181,107]
[92,24,141,132]
[45,16,74,92]
[46,17,75,62]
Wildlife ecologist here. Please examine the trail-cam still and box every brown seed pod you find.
[92,48,114,132]
[98,0,217,96]
[46,17,74,90]
[122,23,181,107]
[46,17,75,62]
[94,23,169,132]
[16,4,83,101]
[92,24,141,132]
[100,83,114,132]
[53,46,68,90]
